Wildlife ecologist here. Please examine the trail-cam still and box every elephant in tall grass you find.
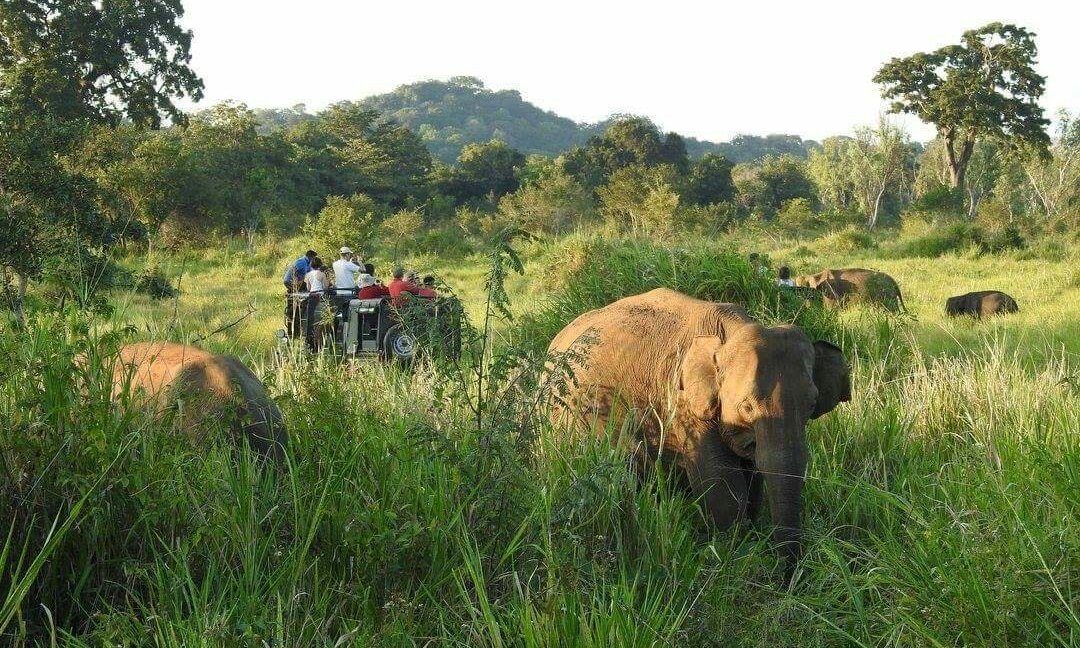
[112,342,288,461]
[795,268,906,312]
[945,291,1019,318]
[547,289,851,567]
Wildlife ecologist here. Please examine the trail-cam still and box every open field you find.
[3,231,1078,646]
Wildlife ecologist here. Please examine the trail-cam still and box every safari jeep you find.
[280,290,463,363]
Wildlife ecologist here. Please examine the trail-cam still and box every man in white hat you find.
[332,246,363,292]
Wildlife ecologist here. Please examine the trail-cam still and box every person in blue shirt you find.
[283,249,317,291]
[283,250,317,338]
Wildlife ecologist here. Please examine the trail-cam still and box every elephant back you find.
[113,342,287,460]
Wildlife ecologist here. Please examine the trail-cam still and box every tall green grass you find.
[3,233,1077,645]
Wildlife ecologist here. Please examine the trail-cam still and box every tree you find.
[0,0,202,312]
[597,165,680,236]
[562,116,689,190]
[302,194,381,259]
[443,139,526,204]
[1022,111,1080,220]
[848,118,911,228]
[498,166,594,235]
[735,155,817,216]
[873,23,1050,189]
[807,136,856,212]
[684,153,735,206]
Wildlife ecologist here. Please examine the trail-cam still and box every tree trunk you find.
[868,185,885,229]
[944,131,975,190]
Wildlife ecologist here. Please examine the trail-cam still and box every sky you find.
[178,0,1079,143]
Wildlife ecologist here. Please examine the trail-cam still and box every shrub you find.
[910,185,963,217]
[678,201,739,234]
[812,225,879,254]
[519,235,840,357]
[302,194,381,258]
[597,164,680,236]
[498,167,594,235]
[775,197,824,231]
[133,264,178,299]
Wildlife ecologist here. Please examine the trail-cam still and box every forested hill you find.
[254,77,817,164]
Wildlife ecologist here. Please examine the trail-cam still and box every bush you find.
[812,225,879,254]
[884,217,1024,259]
[910,186,963,217]
[677,201,739,234]
[775,197,824,231]
[302,194,381,259]
[519,235,840,357]
[133,264,178,299]
[597,164,680,236]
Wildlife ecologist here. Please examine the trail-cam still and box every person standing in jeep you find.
[283,249,316,337]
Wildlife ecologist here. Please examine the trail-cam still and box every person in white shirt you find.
[302,257,329,350]
[777,265,795,288]
[332,246,363,291]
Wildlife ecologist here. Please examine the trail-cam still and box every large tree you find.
[0,0,202,311]
[848,118,912,229]
[873,23,1049,190]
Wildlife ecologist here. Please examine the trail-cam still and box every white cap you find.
[340,246,353,255]
[358,273,376,287]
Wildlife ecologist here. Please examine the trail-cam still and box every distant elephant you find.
[547,288,851,567]
[112,342,288,462]
[945,291,1018,318]
[795,268,906,312]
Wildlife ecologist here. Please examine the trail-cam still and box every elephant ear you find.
[678,336,723,421]
[810,340,850,419]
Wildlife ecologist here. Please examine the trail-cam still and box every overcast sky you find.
[178,0,1079,143]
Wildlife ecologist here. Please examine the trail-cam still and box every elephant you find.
[546,288,851,566]
[112,342,288,462]
[795,268,905,312]
[945,291,1018,318]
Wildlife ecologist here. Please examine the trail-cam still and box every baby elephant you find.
[112,342,288,461]
[945,291,1019,318]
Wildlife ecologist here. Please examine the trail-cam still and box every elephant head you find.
[678,324,850,564]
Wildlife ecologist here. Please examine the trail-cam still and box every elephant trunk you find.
[755,422,808,569]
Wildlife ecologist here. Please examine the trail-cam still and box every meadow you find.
[2,227,1077,646]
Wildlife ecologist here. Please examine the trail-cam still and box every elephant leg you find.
[686,436,750,529]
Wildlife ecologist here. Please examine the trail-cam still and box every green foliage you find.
[597,165,681,236]
[683,153,736,206]
[735,154,818,216]
[498,166,595,234]
[302,194,381,259]
[563,116,689,190]
[520,236,840,355]
[874,23,1050,188]
[380,208,424,259]
[133,264,178,300]
[775,197,824,231]
[356,77,589,163]
[884,219,1025,258]
[0,0,202,311]
[440,139,526,205]
[810,225,880,254]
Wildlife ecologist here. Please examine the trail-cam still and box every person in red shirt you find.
[356,273,390,299]
[388,267,420,306]
[417,275,438,299]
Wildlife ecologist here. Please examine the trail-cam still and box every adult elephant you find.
[547,289,850,566]
[112,342,288,462]
[795,268,905,312]
[945,291,1019,318]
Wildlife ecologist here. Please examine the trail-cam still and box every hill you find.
[254,77,818,164]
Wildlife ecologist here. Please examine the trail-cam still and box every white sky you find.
[179,0,1079,143]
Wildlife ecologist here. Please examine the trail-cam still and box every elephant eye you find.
[738,400,756,421]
